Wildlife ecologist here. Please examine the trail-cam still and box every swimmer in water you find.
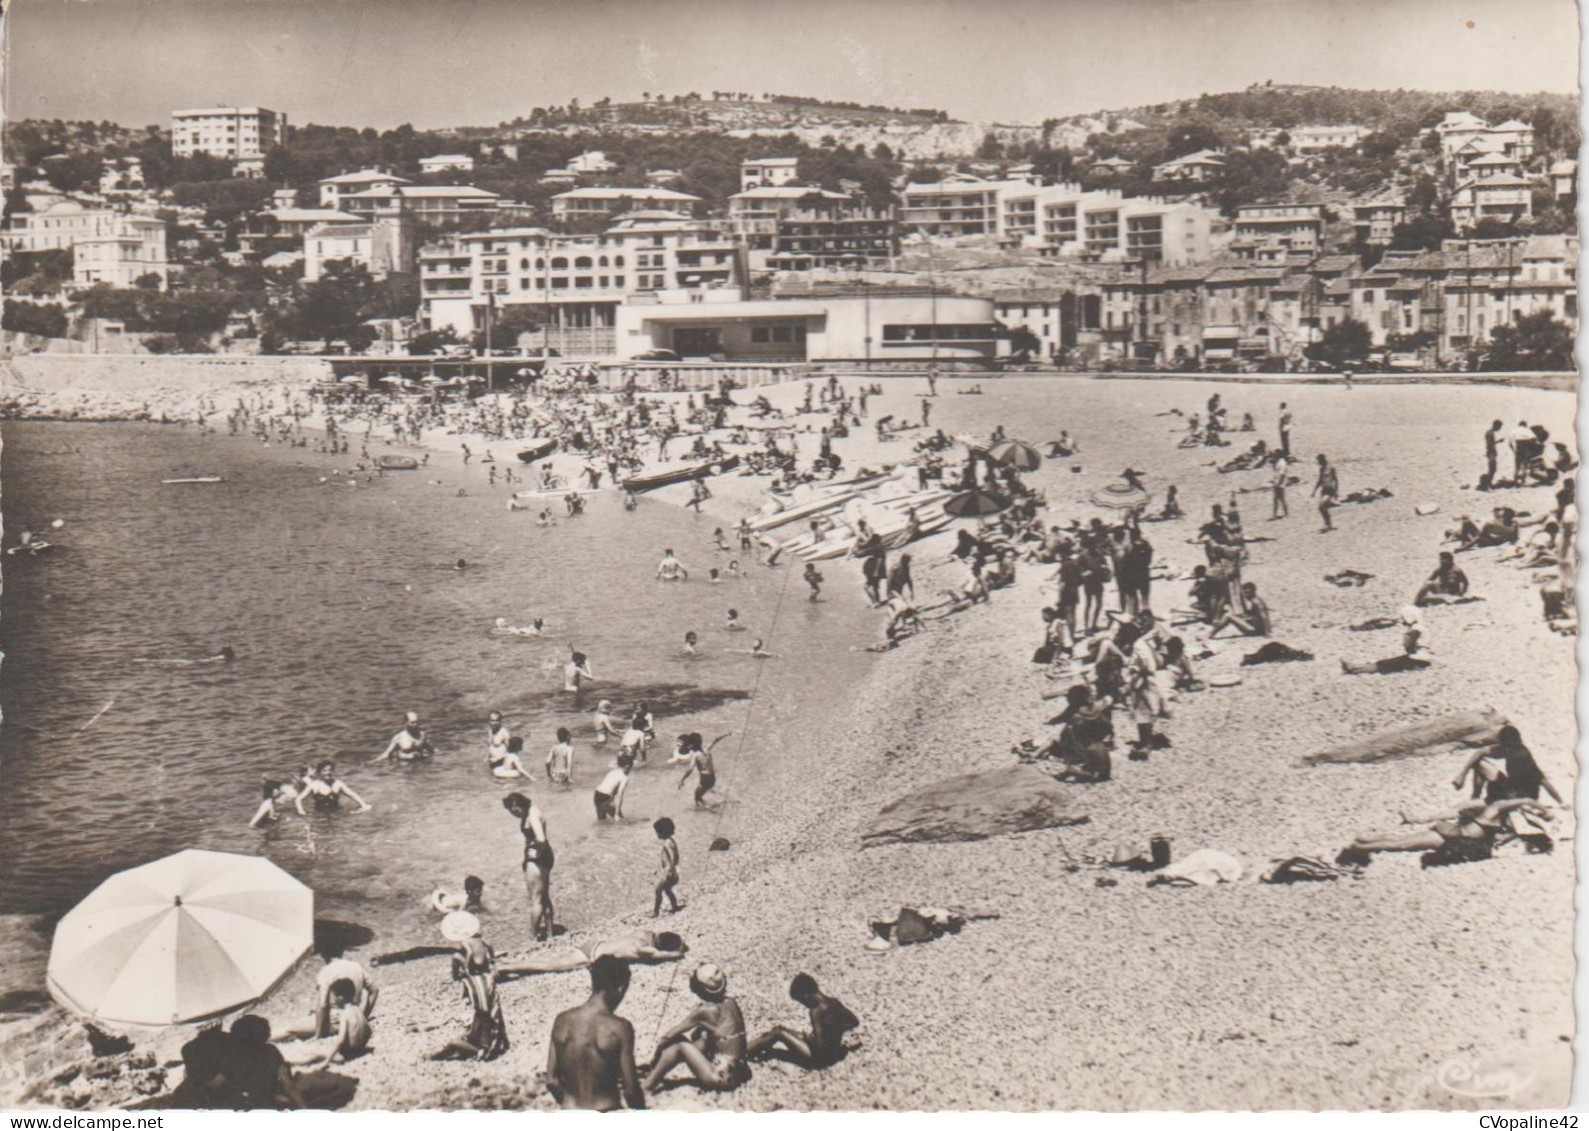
[565,650,596,694]
[726,560,742,579]
[546,727,575,784]
[683,631,699,656]
[455,559,469,571]
[537,509,557,527]
[372,712,435,763]
[249,778,300,828]
[296,760,372,815]
[493,736,533,779]
[593,700,617,744]
[487,711,512,765]
[134,645,237,666]
[656,548,689,582]
[709,568,722,583]
[493,616,545,636]
[733,638,778,658]
[726,608,743,631]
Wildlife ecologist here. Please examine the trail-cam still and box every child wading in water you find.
[653,818,682,916]
[804,563,824,602]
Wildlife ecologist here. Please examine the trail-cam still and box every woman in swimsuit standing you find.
[503,792,555,942]
[295,761,372,815]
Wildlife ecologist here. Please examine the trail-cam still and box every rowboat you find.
[376,455,419,471]
[516,439,558,464]
[622,454,741,495]
[802,511,952,562]
[161,476,224,484]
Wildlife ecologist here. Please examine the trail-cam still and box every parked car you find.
[633,348,681,362]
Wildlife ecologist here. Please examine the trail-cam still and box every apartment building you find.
[304,219,409,282]
[1449,176,1534,231]
[727,185,851,264]
[1232,203,1326,257]
[767,210,899,271]
[549,186,702,224]
[170,107,286,159]
[998,183,1214,265]
[341,184,503,229]
[420,212,744,349]
[741,157,800,192]
[72,216,169,290]
[991,288,1074,358]
[1351,198,1406,245]
[319,169,411,209]
[898,177,1036,239]
[1432,112,1535,162]
[2,200,120,252]
[1550,159,1578,201]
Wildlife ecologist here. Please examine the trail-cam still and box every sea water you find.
[0,420,876,999]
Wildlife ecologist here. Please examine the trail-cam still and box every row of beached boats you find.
[750,469,954,562]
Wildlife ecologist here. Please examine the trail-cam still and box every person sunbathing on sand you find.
[498,931,688,978]
[1341,607,1431,675]
[1337,798,1553,865]
[747,974,859,1070]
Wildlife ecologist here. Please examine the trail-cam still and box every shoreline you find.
[2,366,1579,1110]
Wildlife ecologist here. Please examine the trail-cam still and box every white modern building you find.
[899,177,1035,239]
[1152,149,1225,182]
[999,183,1216,265]
[170,106,286,159]
[420,212,743,350]
[616,293,1002,363]
[1287,124,1370,153]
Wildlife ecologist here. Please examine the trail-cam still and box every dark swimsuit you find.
[521,815,554,873]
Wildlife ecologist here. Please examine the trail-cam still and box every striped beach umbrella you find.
[944,488,1011,518]
[987,439,1043,472]
[48,850,313,1027]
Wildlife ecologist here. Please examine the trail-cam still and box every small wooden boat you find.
[162,476,224,484]
[376,456,419,471]
[516,440,558,464]
[6,540,54,555]
[622,454,741,495]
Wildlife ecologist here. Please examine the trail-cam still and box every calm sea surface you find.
[0,420,875,967]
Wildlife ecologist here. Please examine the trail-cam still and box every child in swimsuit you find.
[545,728,575,784]
[652,817,682,916]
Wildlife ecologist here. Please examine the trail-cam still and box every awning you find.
[1202,325,1240,340]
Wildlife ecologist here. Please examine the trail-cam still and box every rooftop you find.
[552,186,701,202]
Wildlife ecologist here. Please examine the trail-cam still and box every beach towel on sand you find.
[1240,642,1315,666]
[1151,849,1244,887]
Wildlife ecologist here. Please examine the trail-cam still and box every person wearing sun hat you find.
[643,963,748,1093]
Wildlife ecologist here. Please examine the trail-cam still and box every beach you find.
[1,362,1576,1110]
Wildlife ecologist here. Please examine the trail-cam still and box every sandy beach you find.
[2,362,1576,1111]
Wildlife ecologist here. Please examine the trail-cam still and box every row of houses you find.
[986,234,1577,368]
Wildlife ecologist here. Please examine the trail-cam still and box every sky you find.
[2,0,1581,131]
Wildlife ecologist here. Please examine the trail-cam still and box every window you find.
[614,276,625,289]
[771,326,793,343]
[551,277,568,289]
[599,256,609,267]
[614,255,624,267]
[575,277,592,288]
[520,258,530,271]
[751,327,770,343]
[575,256,593,269]
[1362,290,1374,304]
[551,257,568,269]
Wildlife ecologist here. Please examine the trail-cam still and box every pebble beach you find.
[1,362,1577,1110]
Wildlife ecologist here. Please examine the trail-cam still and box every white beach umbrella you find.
[47,849,313,1026]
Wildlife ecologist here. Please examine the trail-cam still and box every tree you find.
[1481,310,1575,371]
[1390,214,1453,251]
[472,304,542,352]
[2,299,68,338]
[1306,317,1373,368]
[409,327,460,355]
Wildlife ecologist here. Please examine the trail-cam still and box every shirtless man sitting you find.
[1413,551,1470,606]
[545,956,646,1111]
[747,974,860,1070]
